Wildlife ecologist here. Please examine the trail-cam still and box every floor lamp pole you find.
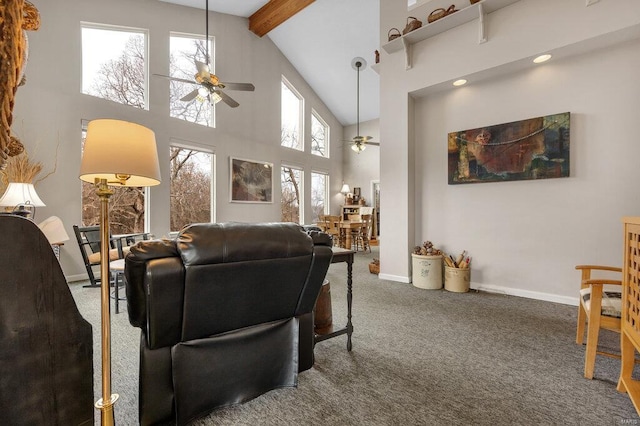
[94,178,118,425]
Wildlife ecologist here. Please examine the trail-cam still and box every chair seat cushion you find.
[87,246,130,264]
[579,288,622,318]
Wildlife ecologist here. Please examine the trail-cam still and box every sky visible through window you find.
[81,26,143,94]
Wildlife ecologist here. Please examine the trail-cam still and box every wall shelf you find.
[382,0,521,69]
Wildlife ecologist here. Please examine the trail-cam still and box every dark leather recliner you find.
[125,222,333,425]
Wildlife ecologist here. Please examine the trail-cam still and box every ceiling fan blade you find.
[195,60,210,76]
[220,82,255,92]
[215,90,239,108]
[153,73,197,85]
[180,89,199,102]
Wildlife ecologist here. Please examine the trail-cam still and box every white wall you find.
[415,38,640,302]
[343,118,380,210]
[12,0,344,279]
[378,0,640,302]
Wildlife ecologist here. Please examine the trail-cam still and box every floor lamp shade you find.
[79,119,161,187]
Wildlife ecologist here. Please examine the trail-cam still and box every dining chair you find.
[575,264,622,379]
[323,215,343,247]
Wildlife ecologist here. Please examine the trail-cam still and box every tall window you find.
[281,166,303,223]
[281,77,303,151]
[170,146,214,232]
[169,33,214,127]
[81,23,148,109]
[311,172,328,222]
[311,110,329,157]
[80,122,149,233]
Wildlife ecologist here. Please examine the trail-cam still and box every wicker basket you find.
[402,16,422,35]
[369,261,380,275]
[388,28,401,41]
[428,5,458,23]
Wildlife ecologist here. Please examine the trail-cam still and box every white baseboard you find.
[377,274,579,306]
[378,273,411,283]
[470,282,579,306]
[66,273,89,283]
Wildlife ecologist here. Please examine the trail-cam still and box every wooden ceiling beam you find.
[249,0,315,37]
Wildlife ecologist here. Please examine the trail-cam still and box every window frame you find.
[281,76,305,151]
[280,164,304,224]
[169,31,216,127]
[311,109,330,158]
[311,170,329,223]
[81,22,149,110]
[169,140,216,232]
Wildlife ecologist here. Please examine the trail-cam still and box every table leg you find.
[346,254,353,351]
[344,230,352,250]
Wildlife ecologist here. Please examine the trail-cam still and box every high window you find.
[169,145,214,232]
[80,121,149,233]
[281,165,303,223]
[81,23,148,109]
[169,33,214,127]
[311,110,329,157]
[281,77,304,151]
[311,172,328,222]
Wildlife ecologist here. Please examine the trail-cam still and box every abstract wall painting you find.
[447,112,570,184]
[230,157,273,203]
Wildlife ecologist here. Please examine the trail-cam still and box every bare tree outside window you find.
[311,110,329,157]
[281,166,302,223]
[82,25,146,109]
[170,147,213,232]
[169,34,214,126]
[281,77,303,151]
[311,172,327,222]
[80,26,217,234]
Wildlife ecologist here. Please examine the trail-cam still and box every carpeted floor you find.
[69,246,639,425]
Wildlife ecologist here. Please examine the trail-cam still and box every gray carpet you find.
[69,246,639,425]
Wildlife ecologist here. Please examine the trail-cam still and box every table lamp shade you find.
[0,182,46,207]
[340,183,350,194]
[80,119,161,187]
[38,215,70,244]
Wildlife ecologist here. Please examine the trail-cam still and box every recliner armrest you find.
[125,239,180,331]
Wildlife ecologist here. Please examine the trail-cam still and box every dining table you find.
[339,220,363,250]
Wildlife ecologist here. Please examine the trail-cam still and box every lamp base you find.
[95,393,119,425]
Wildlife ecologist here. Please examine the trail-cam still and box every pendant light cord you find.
[356,61,360,137]
[205,0,209,63]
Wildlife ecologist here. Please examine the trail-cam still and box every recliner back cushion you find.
[177,222,314,340]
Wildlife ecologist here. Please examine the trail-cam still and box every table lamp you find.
[340,182,350,204]
[0,182,46,219]
[79,119,161,425]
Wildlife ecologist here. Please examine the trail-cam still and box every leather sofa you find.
[125,222,333,425]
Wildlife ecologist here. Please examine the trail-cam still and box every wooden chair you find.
[323,215,343,247]
[359,214,372,253]
[575,264,622,379]
[73,225,150,288]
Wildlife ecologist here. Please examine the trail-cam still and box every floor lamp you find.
[79,119,161,425]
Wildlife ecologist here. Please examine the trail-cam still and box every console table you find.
[315,247,355,351]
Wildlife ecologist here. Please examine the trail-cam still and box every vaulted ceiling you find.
[158,0,380,126]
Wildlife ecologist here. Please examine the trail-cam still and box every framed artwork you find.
[448,112,570,184]
[230,157,273,203]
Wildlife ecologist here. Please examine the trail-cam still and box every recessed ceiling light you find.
[533,54,552,64]
[453,79,467,87]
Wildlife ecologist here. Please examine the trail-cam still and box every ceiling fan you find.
[153,0,255,108]
[348,57,380,153]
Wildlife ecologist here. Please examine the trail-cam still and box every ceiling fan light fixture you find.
[352,143,365,153]
[198,87,209,97]
[210,91,223,104]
